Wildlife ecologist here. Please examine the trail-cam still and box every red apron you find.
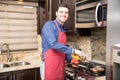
[44,20,66,80]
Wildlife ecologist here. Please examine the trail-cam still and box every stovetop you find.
[65,62,105,77]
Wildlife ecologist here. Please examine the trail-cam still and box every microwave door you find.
[95,2,102,26]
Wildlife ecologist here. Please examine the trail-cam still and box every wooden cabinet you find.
[37,0,49,34]
[0,72,12,80]
[50,0,60,20]
[0,68,40,80]
[13,69,35,80]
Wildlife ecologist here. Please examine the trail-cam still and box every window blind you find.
[0,4,38,51]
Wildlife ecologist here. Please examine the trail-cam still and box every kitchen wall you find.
[67,27,106,63]
[0,28,106,63]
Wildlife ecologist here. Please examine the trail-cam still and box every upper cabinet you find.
[75,0,107,28]
[37,0,49,34]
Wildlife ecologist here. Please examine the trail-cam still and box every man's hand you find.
[74,49,86,59]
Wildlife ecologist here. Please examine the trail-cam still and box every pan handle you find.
[77,64,88,69]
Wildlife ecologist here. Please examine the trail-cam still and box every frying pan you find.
[82,59,105,73]
[71,59,105,74]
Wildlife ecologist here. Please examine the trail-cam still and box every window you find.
[0,3,38,51]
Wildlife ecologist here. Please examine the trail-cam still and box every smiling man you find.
[40,3,86,80]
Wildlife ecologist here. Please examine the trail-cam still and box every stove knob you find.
[68,72,71,75]
[66,71,69,75]
[81,78,86,80]
[77,76,82,80]
[70,73,75,78]
[67,71,71,75]
[69,73,74,76]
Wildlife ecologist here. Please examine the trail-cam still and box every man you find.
[40,3,86,80]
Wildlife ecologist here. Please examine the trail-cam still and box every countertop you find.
[0,51,42,73]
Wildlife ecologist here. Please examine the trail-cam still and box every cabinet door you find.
[13,69,35,80]
[37,1,49,34]
[0,72,12,80]
[50,0,60,20]
[35,68,41,80]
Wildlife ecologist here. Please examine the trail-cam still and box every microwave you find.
[75,0,107,28]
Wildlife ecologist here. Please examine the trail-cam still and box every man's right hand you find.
[73,49,86,59]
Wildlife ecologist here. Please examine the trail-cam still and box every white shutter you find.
[0,4,38,51]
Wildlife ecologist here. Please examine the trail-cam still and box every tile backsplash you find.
[67,28,106,62]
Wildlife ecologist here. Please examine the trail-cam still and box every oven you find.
[112,44,120,80]
[75,0,107,28]
[65,61,105,80]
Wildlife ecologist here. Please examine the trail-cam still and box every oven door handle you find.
[95,2,102,26]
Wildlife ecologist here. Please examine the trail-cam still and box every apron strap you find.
[54,20,60,32]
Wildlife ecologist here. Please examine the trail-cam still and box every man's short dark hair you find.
[57,3,70,10]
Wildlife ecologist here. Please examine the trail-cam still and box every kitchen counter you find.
[0,51,42,73]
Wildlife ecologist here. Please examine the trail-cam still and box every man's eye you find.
[65,12,68,14]
[59,11,63,13]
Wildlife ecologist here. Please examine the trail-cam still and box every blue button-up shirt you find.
[41,20,72,61]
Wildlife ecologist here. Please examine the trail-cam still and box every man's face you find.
[56,7,69,25]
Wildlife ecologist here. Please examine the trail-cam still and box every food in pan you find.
[90,66,104,72]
